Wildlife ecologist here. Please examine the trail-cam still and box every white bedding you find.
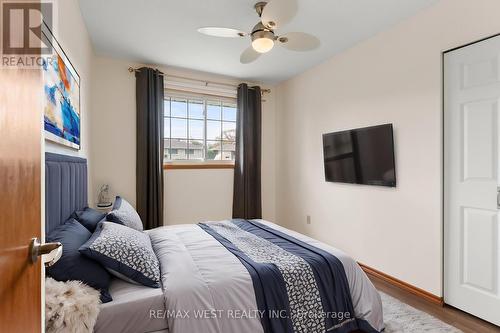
[94,278,168,333]
[148,220,384,333]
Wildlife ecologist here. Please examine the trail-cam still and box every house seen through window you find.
[164,94,237,162]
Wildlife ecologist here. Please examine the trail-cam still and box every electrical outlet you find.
[306,215,311,225]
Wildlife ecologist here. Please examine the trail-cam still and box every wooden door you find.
[0,69,43,330]
[444,35,500,326]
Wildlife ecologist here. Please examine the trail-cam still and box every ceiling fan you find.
[197,0,320,64]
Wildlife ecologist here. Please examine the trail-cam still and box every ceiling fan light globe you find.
[252,37,274,53]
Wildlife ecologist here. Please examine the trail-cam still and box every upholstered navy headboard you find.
[45,152,88,234]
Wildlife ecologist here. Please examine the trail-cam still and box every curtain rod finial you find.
[128,67,136,73]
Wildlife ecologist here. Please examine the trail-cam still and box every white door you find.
[444,35,500,326]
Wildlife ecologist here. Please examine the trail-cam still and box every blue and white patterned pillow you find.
[107,196,143,231]
[79,221,160,288]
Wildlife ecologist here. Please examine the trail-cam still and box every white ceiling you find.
[79,0,438,84]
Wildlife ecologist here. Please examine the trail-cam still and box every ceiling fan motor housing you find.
[254,1,276,28]
[251,22,275,42]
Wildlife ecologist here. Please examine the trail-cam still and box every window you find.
[164,95,237,163]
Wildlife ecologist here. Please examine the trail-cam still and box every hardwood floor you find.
[367,274,500,333]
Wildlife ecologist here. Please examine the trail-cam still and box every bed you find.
[45,153,384,333]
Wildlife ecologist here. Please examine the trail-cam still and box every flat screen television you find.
[322,124,396,187]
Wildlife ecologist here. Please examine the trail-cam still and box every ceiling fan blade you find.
[198,27,246,38]
[261,0,298,29]
[240,46,261,64]
[277,32,320,51]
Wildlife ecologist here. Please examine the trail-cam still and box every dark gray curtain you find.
[135,67,164,229]
[232,84,262,219]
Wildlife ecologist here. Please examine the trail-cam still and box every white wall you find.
[90,56,276,223]
[165,169,234,224]
[45,0,95,203]
[274,0,500,297]
[90,57,136,207]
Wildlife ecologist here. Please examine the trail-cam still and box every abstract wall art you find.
[42,23,81,149]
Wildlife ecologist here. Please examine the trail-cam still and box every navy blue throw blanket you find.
[199,219,377,333]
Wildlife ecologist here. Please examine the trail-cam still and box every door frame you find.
[441,32,500,306]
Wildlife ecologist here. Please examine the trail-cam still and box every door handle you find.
[29,238,62,267]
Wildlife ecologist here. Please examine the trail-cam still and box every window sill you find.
[163,162,235,170]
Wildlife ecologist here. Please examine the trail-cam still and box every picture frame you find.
[41,22,81,150]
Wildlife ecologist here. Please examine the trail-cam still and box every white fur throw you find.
[45,278,101,333]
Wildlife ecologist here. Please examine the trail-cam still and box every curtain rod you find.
[128,67,271,94]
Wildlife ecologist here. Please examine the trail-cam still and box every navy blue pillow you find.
[46,219,112,302]
[71,207,106,232]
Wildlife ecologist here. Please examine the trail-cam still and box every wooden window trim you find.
[164,162,234,170]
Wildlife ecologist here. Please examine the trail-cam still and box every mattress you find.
[94,278,168,333]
